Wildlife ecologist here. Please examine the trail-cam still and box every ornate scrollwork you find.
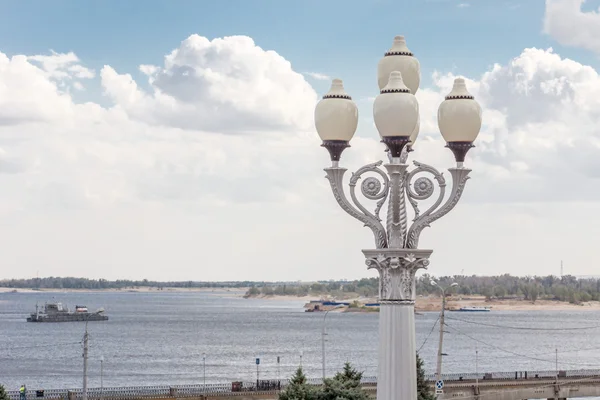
[365,252,431,301]
[405,161,447,221]
[405,168,471,249]
[362,177,382,198]
[324,154,470,251]
[349,161,390,221]
[413,177,434,198]
[325,167,389,249]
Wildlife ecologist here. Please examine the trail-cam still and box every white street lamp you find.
[438,78,483,168]
[314,79,359,167]
[377,36,421,94]
[315,35,482,400]
[373,71,419,161]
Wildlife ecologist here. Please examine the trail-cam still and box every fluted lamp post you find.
[314,36,482,400]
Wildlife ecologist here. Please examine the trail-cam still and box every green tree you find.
[481,287,493,300]
[417,354,435,400]
[319,363,369,400]
[348,300,361,309]
[493,286,507,298]
[245,286,260,297]
[580,291,592,302]
[530,284,539,303]
[0,385,9,400]
[278,367,317,400]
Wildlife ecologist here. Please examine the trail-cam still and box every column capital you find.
[363,249,432,302]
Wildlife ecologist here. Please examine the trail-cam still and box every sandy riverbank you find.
[417,296,600,311]
[249,294,600,312]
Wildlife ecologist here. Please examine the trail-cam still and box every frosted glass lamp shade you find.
[373,71,419,157]
[315,79,358,162]
[409,117,420,145]
[437,78,482,162]
[377,36,421,94]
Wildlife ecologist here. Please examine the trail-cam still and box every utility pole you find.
[555,348,559,380]
[322,308,336,380]
[82,323,89,400]
[475,346,479,389]
[277,356,281,386]
[100,356,104,400]
[322,322,326,380]
[555,347,559,400]
[436,293,446,382]
[256,360,260,388]
[432,281,458,382]
[202,353,206,396]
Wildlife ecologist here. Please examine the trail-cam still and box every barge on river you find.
[27,302,109,322]
[453,306,491,312]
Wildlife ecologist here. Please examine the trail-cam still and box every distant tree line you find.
[245,278,380,298]
[245,274,600,304]
[0,277,257,290]
[4,274,599,304]
[420,273,600,303]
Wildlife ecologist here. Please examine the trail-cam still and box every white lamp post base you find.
[378,303,417,400]
[364,249,432,400]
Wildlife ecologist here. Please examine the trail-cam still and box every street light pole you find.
[277,356,281,387]
[82,318,90,400]
[202,353,206,396]
[321,307,338,380]
[431,281,458,382]
[314,36,482,400]
[100,356,104,400]
[475,345,479,389]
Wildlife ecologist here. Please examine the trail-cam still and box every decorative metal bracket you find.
[324,162,389,249]
[324,148,471,250]
[363,249,432,302]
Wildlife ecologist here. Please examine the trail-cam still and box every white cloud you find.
[414,47,600,204]
[1,35,600,281]
[304,72,331,81]
[544,0,600,54]
[0,53,76,125]
[100,35,317,134]
[457,3,470,8]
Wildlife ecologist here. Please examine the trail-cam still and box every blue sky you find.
[2,1,600,280]
[1,0,598,103]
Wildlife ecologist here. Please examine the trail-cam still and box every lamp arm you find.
[325,166,389,249]
[405,168,471,249]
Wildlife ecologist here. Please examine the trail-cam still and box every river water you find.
[1,290,600,390]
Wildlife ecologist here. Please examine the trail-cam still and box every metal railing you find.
[7,369,600,400]
[424,368,600,382]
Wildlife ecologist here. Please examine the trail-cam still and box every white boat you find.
[454,306,491,312]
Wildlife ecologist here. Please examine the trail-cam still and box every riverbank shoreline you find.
[415,296,600,311]
[271,294,600,312]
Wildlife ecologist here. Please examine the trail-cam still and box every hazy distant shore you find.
[246,293,600,312]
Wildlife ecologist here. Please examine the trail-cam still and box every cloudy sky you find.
[0,0,599,281]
